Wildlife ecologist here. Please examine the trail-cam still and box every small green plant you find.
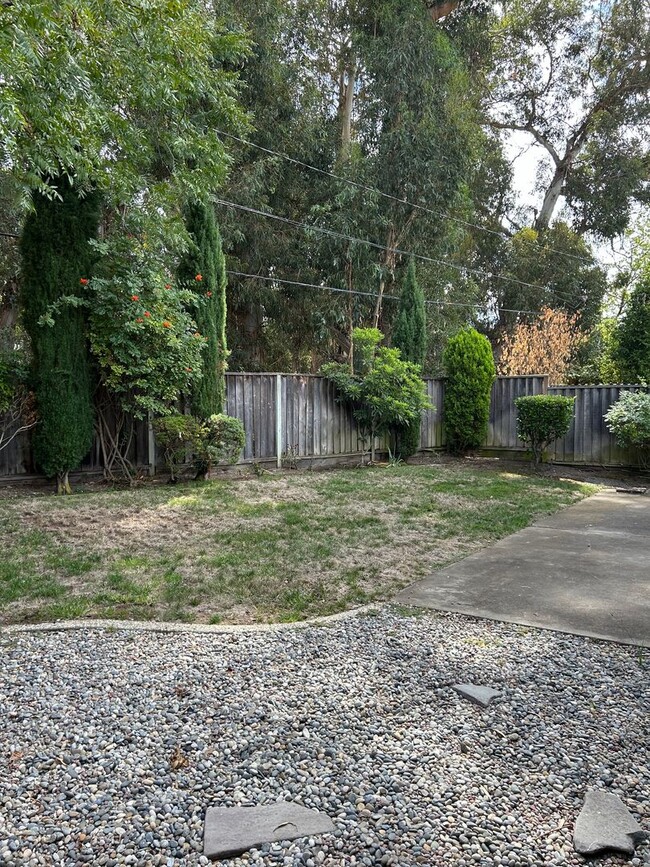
[152,415,205,482]
[322,327,431,463]
[199,414,245,478]
[515,394,575,464]
[443,328,495,453]
[154,413,245,481]
[604,390,650,468]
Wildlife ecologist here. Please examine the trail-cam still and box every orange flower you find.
[195,274,203,281]
[144,311,151,318]
[185,367,193,372]
[193,331,201,337]
[136,317,144,323]
[206,291,212,297]
[80,278,89,285]
[162,321,172,328]
[131,295,139,301]
[165,283,172,290]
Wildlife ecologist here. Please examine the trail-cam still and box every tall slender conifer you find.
[20,177,99,493]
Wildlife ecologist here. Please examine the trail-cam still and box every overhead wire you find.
[226,270,540,316]
[214,196,583,311]
[214,127,601,268]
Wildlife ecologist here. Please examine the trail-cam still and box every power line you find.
[226,270,540,315]
[215,196,582,310]
[214,127,599,268]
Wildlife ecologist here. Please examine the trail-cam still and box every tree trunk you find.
[373,225,397,328]
[56,471,72,495]
[534,162,568,231]
[339,58,356,161]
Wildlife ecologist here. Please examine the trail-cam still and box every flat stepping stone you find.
[573,789,646,856]
[204,803,334,860]
[452,683,501,708]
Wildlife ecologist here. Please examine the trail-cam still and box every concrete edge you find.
[394,602,650,649]
[0,602,387,637]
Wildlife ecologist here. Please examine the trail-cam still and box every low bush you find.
[152,415,205,482]
[153,413,245,481]
[515,394,575,464]
[604,391,650,468]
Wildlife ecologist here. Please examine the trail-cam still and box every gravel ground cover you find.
[1,609,648,867]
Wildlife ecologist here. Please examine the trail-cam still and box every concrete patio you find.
[397,490,650,647]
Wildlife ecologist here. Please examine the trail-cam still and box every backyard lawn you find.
[0,462,597,626]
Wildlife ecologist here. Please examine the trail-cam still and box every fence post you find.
[276,374,283,468]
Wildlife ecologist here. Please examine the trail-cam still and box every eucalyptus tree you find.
[487,0,650,238]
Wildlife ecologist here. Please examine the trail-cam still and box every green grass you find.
[0,462,598,625]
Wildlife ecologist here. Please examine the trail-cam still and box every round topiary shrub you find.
[515,394,575,464]
[442,328,495,453]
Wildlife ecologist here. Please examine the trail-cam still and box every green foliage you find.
[442,328,495,453]
[488,0,650,239]
[202,414,245,468]
[322,327,430,461]
[42,237,206,419]
[153,415,206,482]
[497,225,607,333]
[515,395,575,465]
[394,420,422,461]
[153,413,245,480]
[604,391,650,468]
[392,260,427,367]
[20,177,99,489]
[0,338,29,415]
[613,282,650,383]
[1,0,248,225]
[567,318,622,385]
[178,202,228,418]
[222,0,477,372]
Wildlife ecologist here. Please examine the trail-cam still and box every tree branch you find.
[489,120,562,166]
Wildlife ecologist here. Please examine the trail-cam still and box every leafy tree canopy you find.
[1,0,248,236]
[487,0,650,237]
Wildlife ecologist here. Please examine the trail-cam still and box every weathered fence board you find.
[2,375,648,479]
[548,385,649,466]
[486,376,548,450]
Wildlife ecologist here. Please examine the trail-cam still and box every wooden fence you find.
[1,375,647,479]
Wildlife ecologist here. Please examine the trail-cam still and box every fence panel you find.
[486,375,548,450]
[548,384,649,466]
[2,375,648,478]
[420,378,445,449]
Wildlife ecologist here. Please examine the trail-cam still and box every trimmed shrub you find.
[515,394,575,464]
[443,328,495,452]
[153,413,245,481]
[153,415,205,482]
[200,414,245,475]
[604,391,650,468]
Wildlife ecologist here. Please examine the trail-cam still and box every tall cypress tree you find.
[392,260,427,459]
[614,281,650,383]
[392,259,427,366]
[20,177,99,494]
[178,201,227,417]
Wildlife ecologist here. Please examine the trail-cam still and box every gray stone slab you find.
[396,492,650,647]
[452,683,501,708]
[204,803,334,860]
[573,789,646,856]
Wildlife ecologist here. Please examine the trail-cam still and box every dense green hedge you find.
[515,394,575,464]
[442,328,495,452]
